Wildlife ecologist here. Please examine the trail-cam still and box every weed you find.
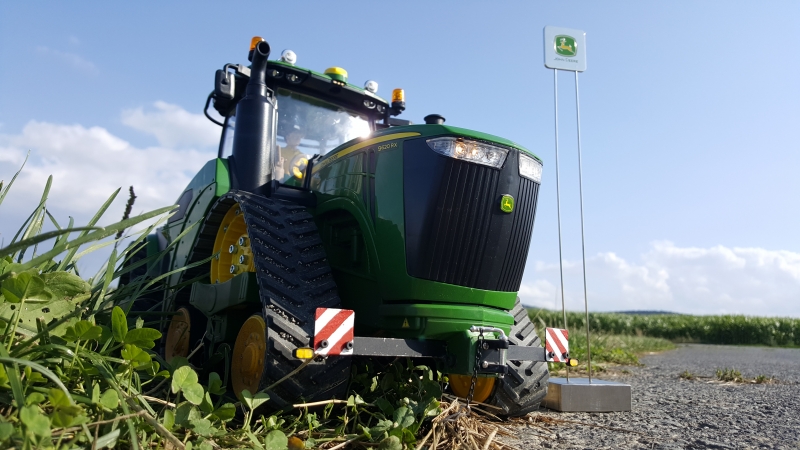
[754,374,772,384]
[679,370,695,380]
[716,368,743,382]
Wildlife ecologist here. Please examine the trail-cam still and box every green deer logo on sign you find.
[554,35,577,57]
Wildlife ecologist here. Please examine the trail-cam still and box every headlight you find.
[426,137,509,169]
[518,153,542,183]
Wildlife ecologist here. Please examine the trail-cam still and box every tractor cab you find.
[212,43,407,191]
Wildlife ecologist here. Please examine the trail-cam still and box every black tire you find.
[488,297,550,416]
[214,191,351,408]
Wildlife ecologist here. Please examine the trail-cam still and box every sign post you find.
[541,26,631,412]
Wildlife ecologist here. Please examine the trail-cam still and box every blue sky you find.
[1,1,799,316]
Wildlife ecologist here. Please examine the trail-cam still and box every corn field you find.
[531,309,800,347]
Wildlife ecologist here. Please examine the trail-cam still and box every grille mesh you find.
[497,178,539,291]
[409,156,539,292]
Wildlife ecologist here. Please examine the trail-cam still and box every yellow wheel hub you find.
[165,307,191,363]
[449,374,496,404]
[211,203,255,284]
[232,315,267,401]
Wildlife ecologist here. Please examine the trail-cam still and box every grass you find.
[714,368,775,384]
[754,374,773,384]
[533,309,800,347]
[677,368,775,384]
[534,321,676,373]
[715,368,743,382]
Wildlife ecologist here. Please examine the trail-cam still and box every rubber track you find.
[488,297,550,416]
[209,191,350,408]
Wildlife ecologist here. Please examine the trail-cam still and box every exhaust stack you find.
[230,39,277,195]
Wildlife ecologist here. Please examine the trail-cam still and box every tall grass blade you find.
[0,356,75,404]
[0,152,28,207]
[20,175,52,243]
[56,187,121,270]
[95,247,118,311]
[0,227,100,258]
[0,205,175,283]
[6,362,25,408]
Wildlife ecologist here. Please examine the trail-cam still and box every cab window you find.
[275,88,371,184]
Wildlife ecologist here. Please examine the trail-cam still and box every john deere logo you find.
[500,195,514,213]
[554,35,577,57]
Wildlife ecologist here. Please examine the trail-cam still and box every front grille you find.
[498,178,539,291]
[403,138,540,292]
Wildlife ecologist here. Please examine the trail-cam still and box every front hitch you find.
[469,326,510,375]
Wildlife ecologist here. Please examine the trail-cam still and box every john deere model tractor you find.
[127,37,565,416]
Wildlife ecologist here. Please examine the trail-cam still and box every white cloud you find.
[0,103,219,275]
[122,101,220,148]
[520,241,800,317]
[0,121,207,219]
[36,46,97,74]
[518,279,559,310]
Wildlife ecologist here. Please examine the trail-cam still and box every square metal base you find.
[542,377,631,412]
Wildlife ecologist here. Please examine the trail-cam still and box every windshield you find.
[275,88,371,183]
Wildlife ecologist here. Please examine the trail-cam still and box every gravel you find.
[508,344,800,449]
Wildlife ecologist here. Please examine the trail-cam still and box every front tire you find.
[488,298,550,416]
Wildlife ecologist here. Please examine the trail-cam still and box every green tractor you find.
[127,37,566,416]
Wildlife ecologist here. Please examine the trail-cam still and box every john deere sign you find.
[544,26,586,72]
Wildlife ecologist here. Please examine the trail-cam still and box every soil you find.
[508,344,800,449]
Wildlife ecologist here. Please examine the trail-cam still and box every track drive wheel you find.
[487,297,550,416]
[210,191,351,408]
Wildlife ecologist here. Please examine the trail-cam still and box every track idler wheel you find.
[232,315,267,399]
[162,303,207,366]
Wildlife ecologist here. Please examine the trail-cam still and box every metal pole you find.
[575,70,593,383]
[554,69,569,382]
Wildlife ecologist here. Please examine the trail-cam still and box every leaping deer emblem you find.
[558,38,574,53]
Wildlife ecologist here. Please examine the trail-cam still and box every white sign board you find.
[544,26,586,72]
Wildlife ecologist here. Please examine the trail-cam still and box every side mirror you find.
[215,68,235,100]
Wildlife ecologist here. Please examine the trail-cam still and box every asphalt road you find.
[508,344,800,449]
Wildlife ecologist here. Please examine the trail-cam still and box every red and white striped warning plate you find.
[545,327,569,362]
[313,308,355,356]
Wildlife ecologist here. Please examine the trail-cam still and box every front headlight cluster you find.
[518,153,543,183]
[426,137,509,169]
